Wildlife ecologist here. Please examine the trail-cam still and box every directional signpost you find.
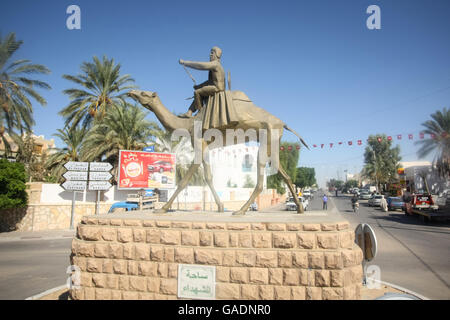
[61,161,113,228]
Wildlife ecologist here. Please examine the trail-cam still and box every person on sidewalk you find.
[323,194,328,210]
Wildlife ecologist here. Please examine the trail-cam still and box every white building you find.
[209,143,267,190]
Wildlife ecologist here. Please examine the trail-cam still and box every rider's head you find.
[210,46,222,61]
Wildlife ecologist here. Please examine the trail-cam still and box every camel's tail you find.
[283,124,310,150]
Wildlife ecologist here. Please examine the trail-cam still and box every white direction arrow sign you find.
[89,181,112,191]
[63,171,88,181]
[89,162,113,172]
[64,161,89,171]
[62,181,87,191]
[89,171,112,181]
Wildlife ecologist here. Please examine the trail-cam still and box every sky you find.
[1,0,449,188]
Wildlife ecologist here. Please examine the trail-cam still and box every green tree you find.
[243,175,255,188]
[344,179,359,191]
[45,125,88,182]
[0,32,51,151]
[0,159,28,209]
[59,55,135,129]
[363,134,401,191]
[295,167,316,189]
[415,107,450,177]
[267,142,300,194]
[80,102,156,181]
[327,179,345,191]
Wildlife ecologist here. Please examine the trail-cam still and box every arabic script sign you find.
[177,264,215,299]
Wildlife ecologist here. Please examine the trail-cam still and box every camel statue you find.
[128,89,309,215]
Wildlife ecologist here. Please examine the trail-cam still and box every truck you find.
[404,193,450,222]
[108,190,159,214]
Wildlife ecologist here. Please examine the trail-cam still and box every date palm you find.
[59,55,135,129]
[0,32,51,135]
[45,125,88,182]
[80,102,158,180]
[416,107,450,177]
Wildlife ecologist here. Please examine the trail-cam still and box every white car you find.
[302,190,311,199]
[285,197,309,211]
[368,194,384,207]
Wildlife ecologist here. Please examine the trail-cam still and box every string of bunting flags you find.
[280,131,445,151]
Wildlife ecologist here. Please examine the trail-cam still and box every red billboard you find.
[118,150,176,189]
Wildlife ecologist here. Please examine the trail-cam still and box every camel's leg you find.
[202,159,224,212]
[233,150,266,216]
[154,162,200,213]
[278,165,304,213]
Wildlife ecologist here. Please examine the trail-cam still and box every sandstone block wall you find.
[70,216,363,300]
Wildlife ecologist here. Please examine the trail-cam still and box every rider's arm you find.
[182,60,217,71]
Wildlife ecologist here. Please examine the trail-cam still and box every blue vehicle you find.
[386,197,405,211]
[108,189,158,213]
[108,201,139,213]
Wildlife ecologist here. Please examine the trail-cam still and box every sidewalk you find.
[0,229,76,242]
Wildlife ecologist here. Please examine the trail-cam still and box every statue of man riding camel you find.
[178,46,240,130]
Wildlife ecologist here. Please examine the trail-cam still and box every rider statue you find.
[178,46,225,118]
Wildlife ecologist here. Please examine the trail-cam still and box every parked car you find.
[368,194,384,207]
[302,190,311,199]
[359,190,371,200]
[386,197,405,211]
[285,197,309,211]
[147,160,173,173]
[410,194,438,211]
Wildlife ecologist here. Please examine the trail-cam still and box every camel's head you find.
[128,90,160,110]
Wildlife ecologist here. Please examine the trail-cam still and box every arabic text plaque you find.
[177,264,216,299]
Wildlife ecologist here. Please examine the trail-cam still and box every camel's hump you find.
[230,90,252,102]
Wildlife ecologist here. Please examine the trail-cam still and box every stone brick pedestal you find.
[70,211,363,300]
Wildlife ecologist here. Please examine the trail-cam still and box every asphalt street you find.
[0,238,72,300]
[308,192,450,300]
[1,192,449,300]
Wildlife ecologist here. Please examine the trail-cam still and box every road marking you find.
[25,284,67,300]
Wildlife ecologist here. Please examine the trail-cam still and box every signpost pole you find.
[70,191,76,229]
[95,190,100,215]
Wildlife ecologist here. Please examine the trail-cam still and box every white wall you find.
[40,184,257,204]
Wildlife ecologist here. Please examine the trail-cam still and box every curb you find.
[375,279,429,300]
[25,284,68,300]
[0,234,75,243]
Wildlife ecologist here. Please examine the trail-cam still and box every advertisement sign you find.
[118,150,176,189]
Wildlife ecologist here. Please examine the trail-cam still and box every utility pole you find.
[371,147,379,192]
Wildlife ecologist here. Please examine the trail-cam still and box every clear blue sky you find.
[2,0,449,187]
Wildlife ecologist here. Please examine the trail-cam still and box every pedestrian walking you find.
[323,195,328,210]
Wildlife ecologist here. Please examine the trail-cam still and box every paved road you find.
[1,194,449,300]
[320,192,450,300]
[0,238,72,300]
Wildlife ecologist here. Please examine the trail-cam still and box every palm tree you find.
[416,107,450,177]
[59,55,135,129]
[0,32,51,137]
[80,102,158,180]
[45,126,88,182]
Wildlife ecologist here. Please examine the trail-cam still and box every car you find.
[249,202,258,211]
[386,197,405,211]
[302,190,311,199]
[147,160,173,173]
[359,190,371,200]
[410,194,438,211]
[368,194,384,207]
[285,196,309,211]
